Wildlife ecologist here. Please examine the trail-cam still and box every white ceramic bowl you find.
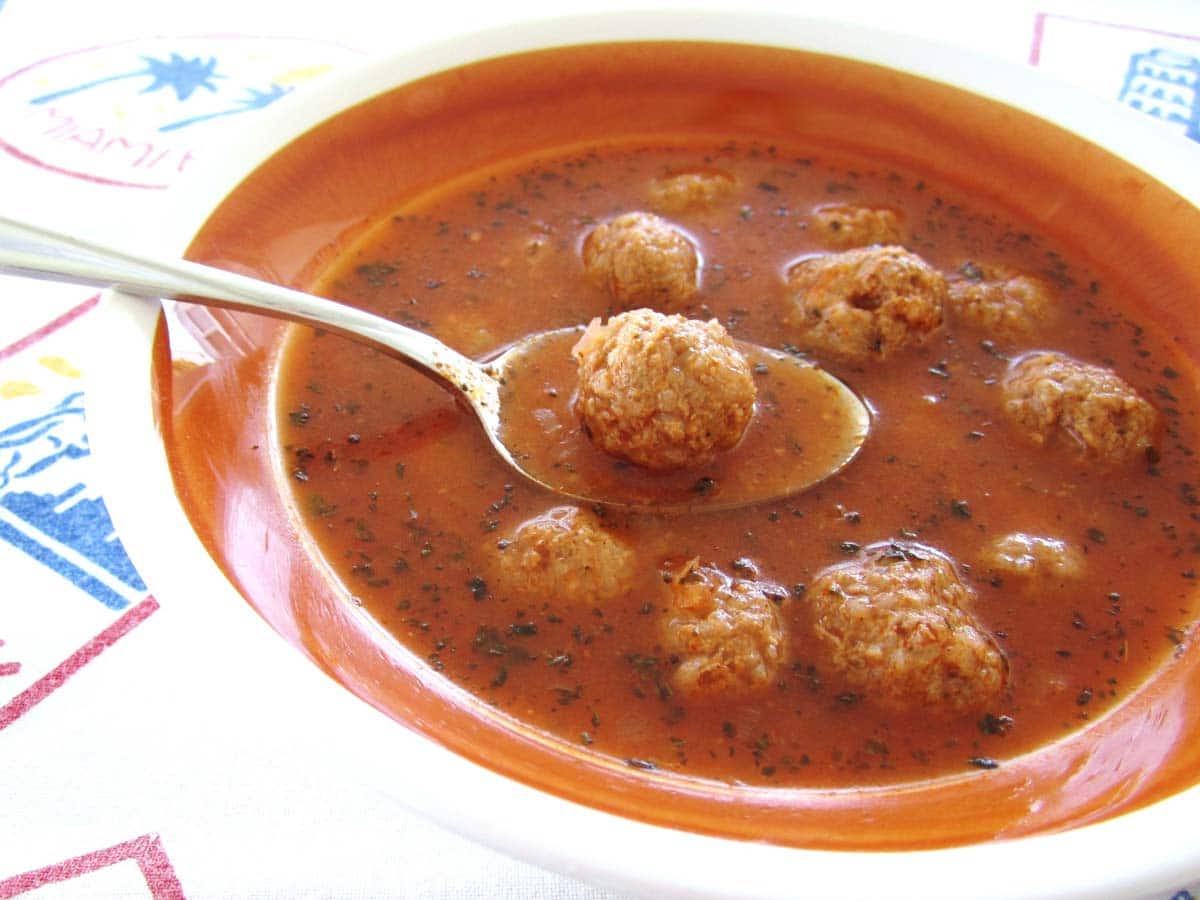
[86,11,1200,899]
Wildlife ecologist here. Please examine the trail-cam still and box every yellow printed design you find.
[39,356,83,379]
[0,355,83,400]
[0,381,39,399]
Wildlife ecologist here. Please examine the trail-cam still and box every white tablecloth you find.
[2,1,1200,896]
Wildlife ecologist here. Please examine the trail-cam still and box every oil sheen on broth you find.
[275,139,1199,788]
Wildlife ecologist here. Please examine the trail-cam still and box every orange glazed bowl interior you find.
[85,12,1200,900]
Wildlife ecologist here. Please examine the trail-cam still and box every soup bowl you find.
[85,10,1200,899]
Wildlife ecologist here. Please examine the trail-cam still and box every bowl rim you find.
[86,9,1200,899]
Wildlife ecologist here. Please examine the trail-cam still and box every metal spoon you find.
[0,215,869,511]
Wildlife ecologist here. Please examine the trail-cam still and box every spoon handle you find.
[0,215,486,396]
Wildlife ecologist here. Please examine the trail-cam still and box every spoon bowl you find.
[492,326,870,511]
[0,214,869,509]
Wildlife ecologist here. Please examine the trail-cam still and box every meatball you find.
[809,203,904,249]
[648,169,736,214]
[571,308,757,470]
[581,211,700,307]
[807,541,1007,714]
[1001,351,1158,464]
[983,532,1084,582]
[493,506,634,605]
[947,261,1056,338]
[661,558,788,697]
[784,245,946,361]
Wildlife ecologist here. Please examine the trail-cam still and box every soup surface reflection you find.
[275,138,1200,788]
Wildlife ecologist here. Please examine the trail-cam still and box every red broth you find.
[273,137,1200,789]
[168,41,1200,848]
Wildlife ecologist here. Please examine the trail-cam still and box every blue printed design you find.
[0,392,146,609]
[160,82,292,132]
[27,51,292,134]
[1119,48,1200,141]
[0,395,89,488]
[30,53,223,106]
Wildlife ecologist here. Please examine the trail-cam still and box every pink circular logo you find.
[0,36,362,190]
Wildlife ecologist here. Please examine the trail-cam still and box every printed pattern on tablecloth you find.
[0,35,361,189]
[0,32,371,898]
[0,834,184,899]
[1032,13,1200,141]
[0,33,363,738]
[0,295,161,732]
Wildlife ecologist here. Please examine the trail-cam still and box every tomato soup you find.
[170,40,1200,848]
[273,136,1200,788]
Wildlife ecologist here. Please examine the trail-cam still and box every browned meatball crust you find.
[661,558,788,697]
[947,261,1056,338]
[807,541,1007,714]
[494,505,634,605]
[571,308,757,471]
[1001,351,1158,464]
[809,203,904,249]
[785,245,946,361]
[581,211,700,307]
[648,169,736,214]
